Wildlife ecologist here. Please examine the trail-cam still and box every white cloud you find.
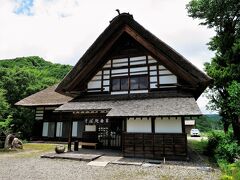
[0,0,216,113]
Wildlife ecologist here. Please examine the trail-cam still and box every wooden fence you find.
[122,133,187,160]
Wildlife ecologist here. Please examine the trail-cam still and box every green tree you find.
[187,0,240,140]
[0,88,12,134]
[228,81,240,117]
[0,89,9,119]
[0,56,72,139]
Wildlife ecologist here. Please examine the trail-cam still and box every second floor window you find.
[112,77,128,91]
[130,75,148,90]
[111,75,148,91]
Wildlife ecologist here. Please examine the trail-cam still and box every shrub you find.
[207,131,240,163]
[207,131,223,156]
[219,160,240,180]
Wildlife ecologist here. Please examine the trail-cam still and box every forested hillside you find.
[195,114,222,132]
[0,56,72,138]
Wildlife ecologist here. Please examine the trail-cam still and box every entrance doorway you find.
[82,116,123,149]
[97,118,122,149]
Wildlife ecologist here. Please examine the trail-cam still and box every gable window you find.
[130,75,148,90]
[111,75,148,91]
[112,77,129,91]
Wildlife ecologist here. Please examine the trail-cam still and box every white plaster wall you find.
[148,56,157,63]
[85,125,96,132]
[111,91,128,95]
[159,75,177,84]
[104,87,109,91]
[159,65,166,70]
[112,68,128,74]
[113,58,128,63]
[130,66,147,73]
[36,107,44,111]
[150,65,157,70]
[130,90,148,94]
[103,60,111,68]
[150,76,157,83]
[35,107,44,120]
[155,117,182,133]
[130,71,148,75]
[160,70,172,75]
[131,56,145,61]
[130,61,146,66]
[88,81,101,89]
[113,62,128,67]
[103,70,110,75]
[150,83,157,88]
[92,75,101,80]
[127,118,151,133]
[150,70,157,76]
[103,80,109,85]
[35,117,43,120]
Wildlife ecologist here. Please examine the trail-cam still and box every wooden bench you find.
[79,142,97,149]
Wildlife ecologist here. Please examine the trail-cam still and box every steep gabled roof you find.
[56,13,212,98]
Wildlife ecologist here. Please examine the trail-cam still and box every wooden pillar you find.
[123,118,127,132]
[181,117,185,133]
[151,117,155,133]
[54,121,57,139]
[67,113,73,152]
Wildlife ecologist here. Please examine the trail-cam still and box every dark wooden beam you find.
[128,56,130,94]
[124,118,127,132]
[181,117,185,133]
[146,55,150,90]
[124,26,198,86]
[156,63,160,86]
[67,117,73,152]
[67,29,125,91]
[151,117,155,133]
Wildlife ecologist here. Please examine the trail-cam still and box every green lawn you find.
[0,143,58,158]
[188,139,208,154]
[23,143,56,151]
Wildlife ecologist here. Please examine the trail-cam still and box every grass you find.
[23,143,56,151]
[219,160,240,180]
[0,143,58,158]
[188,139,208,154]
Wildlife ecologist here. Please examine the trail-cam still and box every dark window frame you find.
[130,75,148,90]
[111,76,129,91]
[111,74,148,92]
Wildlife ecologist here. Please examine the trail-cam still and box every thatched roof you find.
[55,97,201,117]
[15,85,73,106]
[55,13,212,98]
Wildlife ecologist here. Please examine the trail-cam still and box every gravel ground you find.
[0,156,221,180]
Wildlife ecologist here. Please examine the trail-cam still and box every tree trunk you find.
[232,116,240,143]
[223,120,230,133]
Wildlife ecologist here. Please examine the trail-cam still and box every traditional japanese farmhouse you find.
[16,13,212,160]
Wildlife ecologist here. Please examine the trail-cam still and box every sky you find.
[0,0,217,114]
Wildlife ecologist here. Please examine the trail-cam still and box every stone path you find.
[87,155,122,167]
[41,152,102,162]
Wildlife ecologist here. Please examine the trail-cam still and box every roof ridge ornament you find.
[109,10,133,23]
[116,9,120,15]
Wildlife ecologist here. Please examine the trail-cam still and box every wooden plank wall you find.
[122,133,187,160]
